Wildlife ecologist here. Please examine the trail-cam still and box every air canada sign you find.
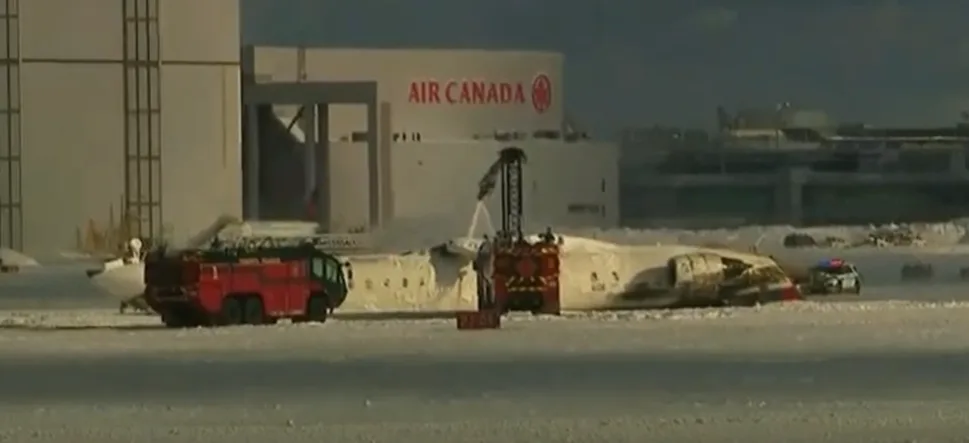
[407,73,552,114]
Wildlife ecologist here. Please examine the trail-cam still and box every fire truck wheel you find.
[219,297,244,326]
[306,295,329,323]
[161,312,185,328]
[243,296,265,325]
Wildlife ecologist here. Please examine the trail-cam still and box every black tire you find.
[854,281,862,295]
[161,309,190,328]
[161,312,183,328]
[306,295,329,323]
[219,297,244,326]
[243,296,265,325]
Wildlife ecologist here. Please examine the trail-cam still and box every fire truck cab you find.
[144,237,348,328]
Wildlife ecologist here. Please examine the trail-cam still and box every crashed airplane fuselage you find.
[86,226,801,314]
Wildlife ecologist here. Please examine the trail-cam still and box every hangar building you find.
[0,0,618,256]
[0,0,241,255]
[244,47,618,238]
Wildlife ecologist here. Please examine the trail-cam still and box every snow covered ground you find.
[560,219,969,250]
[6,223,969,441]
[3,302,969,442]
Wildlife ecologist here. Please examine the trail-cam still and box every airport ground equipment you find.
[458,147,561,330]
[143,235,349,328]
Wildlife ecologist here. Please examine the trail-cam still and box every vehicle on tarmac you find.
[803,258,862,295]
[143,236,349,328]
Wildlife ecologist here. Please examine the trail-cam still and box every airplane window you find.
[591,272,599,282]
[365,279,373,290]
[402,277,409,288]
[383,278,390,287]
[611,271,619,281]
[419,278,426,287]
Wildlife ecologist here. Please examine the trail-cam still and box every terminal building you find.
[0,0,618,256]
[620,106,969,227]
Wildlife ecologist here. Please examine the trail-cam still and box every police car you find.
[804,258,862,295]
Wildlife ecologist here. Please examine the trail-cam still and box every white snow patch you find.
[3,299,969,337]
[0,248,39,267]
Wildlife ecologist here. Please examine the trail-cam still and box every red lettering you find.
[427,81,441,103]
[445,81,457,103]
[409,79,530,105]
[513,83,525,103]
[486,83,498,103]
[408,82,421,103]
[499,83,511,103]
[460,82,471,103]
[471,82,485,103]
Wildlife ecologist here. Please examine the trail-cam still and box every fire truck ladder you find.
[215,234,360,252]
[476,146,527,244]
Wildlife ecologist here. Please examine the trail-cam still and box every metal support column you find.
[315,104,330,231]
[302,104,317,215]
[301,105,317,200]
[366,104,379,228]
[378,101,393,226]
[0,0,22,250]
[243,105,260,218]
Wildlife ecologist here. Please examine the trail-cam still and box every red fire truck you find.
[143,236,349,328]
[458,147,563,330]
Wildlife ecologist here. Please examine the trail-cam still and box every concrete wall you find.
[17,0,127,255]
[325,140,619,237]
[159,0,241,246]
[1,0,240,255]
[246,47,563,139]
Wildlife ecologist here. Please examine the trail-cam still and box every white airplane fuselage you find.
[86,234,794,313]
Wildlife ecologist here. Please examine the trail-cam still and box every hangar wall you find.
[327,141,619,236]
[246,46,564,138]
[1,0,240,255]
[244,45,619,235]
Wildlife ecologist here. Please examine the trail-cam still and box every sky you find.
[240,0,969,138]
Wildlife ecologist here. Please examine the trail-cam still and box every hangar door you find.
[0,0,22,250]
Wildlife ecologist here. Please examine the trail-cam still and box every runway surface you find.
[2,249,969,442]
[3,303,969,442]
